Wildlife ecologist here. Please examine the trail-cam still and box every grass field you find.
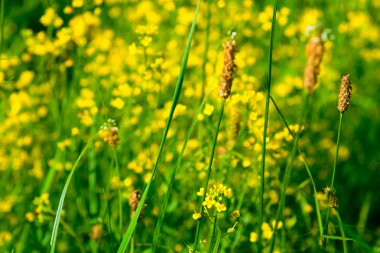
[1,0,380,252]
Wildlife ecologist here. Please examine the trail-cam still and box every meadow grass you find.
[258,0,279,251]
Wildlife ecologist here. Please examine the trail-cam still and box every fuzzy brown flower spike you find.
[337,74,352,113]
[303,35,324,92]
[129,189,142,219]
[220,36,237,99]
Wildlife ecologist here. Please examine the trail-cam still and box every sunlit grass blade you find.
[258,0,279,251]
[116,1,201,252]
[270,95,324,237]
[50,144,89,253]
[152,91,210,251]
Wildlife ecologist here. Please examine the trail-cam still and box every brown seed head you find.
[90,224,103,241]
[220,38,237,99]
[303,36,324,92]
[323,186,339,209]
[103,127,119,147]
[337,74,352,113]
[129,189,142,219]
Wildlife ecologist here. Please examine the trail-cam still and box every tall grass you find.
[116,1,201,251]
[50,144,89,253]
[258,0,279,251]
[269,91,309,252]
[152,91,209,251]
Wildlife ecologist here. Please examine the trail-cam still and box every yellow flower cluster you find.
[25,193,54,224]
[197,184,232,212]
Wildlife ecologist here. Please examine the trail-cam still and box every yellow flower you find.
[71,127,80,136]
[203,104,214,116]
[203,196,215,209]
[192,212,201,220]
[215,202,226,212]
[250,232,258,242]
[110,97,125,109]
[72,0,84,8]
[196,187,204,196]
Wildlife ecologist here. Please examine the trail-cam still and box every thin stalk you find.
[50,144,89,253]
[330,113,343,189]
[103,189,115,253]
[270,95,323,237]
[194,99,225,252]
[324,113,343,238]
[112,148,123,236]
[152,92,209,252]
[336,210,348,253]
[201,0,211,100]
[117,2,200,251]
[96,84,123,237]
[89,128,98,219]
[209,214,218,253]
[258,0,279,251]
[269,92,309,252]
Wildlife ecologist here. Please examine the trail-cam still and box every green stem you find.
[89,128,98,219]
[258,0,279,251]
[194,99,225,252]
[324,113,343,237]
[112,148,123,237]
[331,113,343,189]
[50,144,89,253]
[336,210,348,253]
[152,93,209,252]
[209,214,218,253]
[270,95,324,237]
[269,92,309,252]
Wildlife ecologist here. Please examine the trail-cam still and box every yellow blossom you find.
[111,97,125,109]
[192,212,201,220]
[203,104,214,116]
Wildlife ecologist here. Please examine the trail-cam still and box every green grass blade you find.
[323,235,353,241]
[50,144,89,253]
[116,1,201,252]
[269,92,309,253]
[324,113,343,234]
[212,227,221,253]
[336,210,348,253]
[258,0,279,251]
[152,91,209,251]
[270,95,324,237]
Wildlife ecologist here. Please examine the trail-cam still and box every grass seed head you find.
[220,35,237,99]
[303,35,324,93]
[129,189,143,219]
[337,74,352,113]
